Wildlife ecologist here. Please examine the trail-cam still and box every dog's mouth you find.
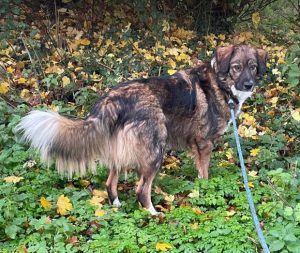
[231,86,253,103]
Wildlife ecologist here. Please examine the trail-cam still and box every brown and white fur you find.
[16,45,267,215]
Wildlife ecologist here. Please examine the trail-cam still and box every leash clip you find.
[228,98,235,110]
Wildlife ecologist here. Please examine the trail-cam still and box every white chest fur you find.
[231,86,253,116]
[224,86,253,132]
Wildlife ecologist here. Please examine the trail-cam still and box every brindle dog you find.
[16,45,267,215]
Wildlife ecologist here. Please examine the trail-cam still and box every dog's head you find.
[211,45,267,101]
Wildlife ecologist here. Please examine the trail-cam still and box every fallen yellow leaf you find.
[79,179,90,187]
[176,53,190,62]
[238,125,257,138]
[218,34,225,41]
[79,38,91,46]
[225,148,234,160]
[17,77,27,84]
[250,148,260,157]
[192,207,202,215]
[167,69,176,75]
[0,82,10,94]
[164,162,178,170]
[248,182,254,188]
[4,176,24,183]
[40,91,49,99]
[248,171,258,178]
[144,53,155,61]
[226,209,236,217]
[156,242,173,252]
[20,89,30,99]
[188,189,199,198]
[190,222,199,230]
[89,196,105,207]
[57,195,73,215]
[167,59,176,69]
[40,197,52,209]
[291,109,300,121]
[252,12,261,28]
[95,209,106,217]
[45,65,64,74]
[164,194,175,203]
[93,189,108,199]
[6,66,14,74]
[62,76,71,87]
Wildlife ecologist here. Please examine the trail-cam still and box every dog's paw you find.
[112,197,122,207]
[147,204,161,216]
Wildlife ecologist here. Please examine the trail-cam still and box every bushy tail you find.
[16,110,103,178]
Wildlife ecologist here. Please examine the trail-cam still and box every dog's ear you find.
[256,49,268,76]
[213,45,234,74]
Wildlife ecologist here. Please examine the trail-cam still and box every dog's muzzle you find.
[243,80,254,91]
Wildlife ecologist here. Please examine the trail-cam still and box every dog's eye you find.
[250,65,257,71]
[232,65,242,72]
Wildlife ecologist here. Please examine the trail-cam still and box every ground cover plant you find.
[0,1,299,252]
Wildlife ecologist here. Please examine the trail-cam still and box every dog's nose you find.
[243,81,254,91]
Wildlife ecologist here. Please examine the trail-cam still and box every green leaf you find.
[284,233,297,242]
[269,229,282,238]
[284,207,294,217]
[269,240,285,252]
[294,211,300,222]
[287,241,300,253]
[5,224,19,239]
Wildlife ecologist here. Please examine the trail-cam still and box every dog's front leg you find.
[191,141,213,179]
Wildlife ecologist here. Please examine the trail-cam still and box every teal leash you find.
[228,99,270,253]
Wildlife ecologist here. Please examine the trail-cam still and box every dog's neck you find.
[230,86,253,116]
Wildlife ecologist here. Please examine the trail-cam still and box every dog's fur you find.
[16,45,267,215]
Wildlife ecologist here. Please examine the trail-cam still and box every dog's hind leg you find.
[106,169,121,207]
[136,165,160,215]
[135,123,166,215]
[190,140,213,179]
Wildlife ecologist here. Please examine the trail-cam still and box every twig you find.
[5,39,18,56]
[0,95,16,108]
[265,178,291,206]
[20,32,40,82]
[21,33,45,79]
[54,0,61,48]
[98,61,115,72]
